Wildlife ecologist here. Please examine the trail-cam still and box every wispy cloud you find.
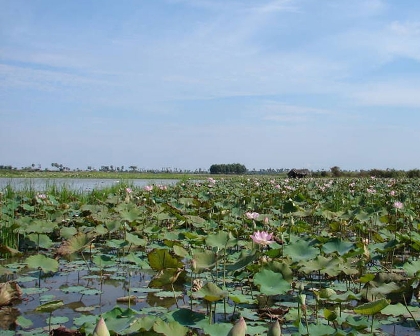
[262,102,334,123]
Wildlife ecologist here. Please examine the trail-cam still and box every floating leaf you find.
[48,316,69,325]
[354,298,390,315]
[35,300,64,313]
[16,315,33,329]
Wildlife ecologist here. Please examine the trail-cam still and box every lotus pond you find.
[0,177,420,335]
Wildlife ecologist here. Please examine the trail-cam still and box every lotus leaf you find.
[283,238,319,262]
[56,232,94,256]
[226,250,257,273]
[191,249,217,273]
[321,238,355,256]
[403,259,420,278]
[299,255,343,277]
[354,298,390,315]
[35,300,64,313]
[172,244,189,258]
[48,316,69,324]
[25,254,59,273]
[302,323,336,336]
[169,308,206,326]
[92,254,115,268]
[195,282,228,302]
[153,318,189,336]
[102,307,140,333]
[148,249,183,271]
[28,233,53,249]
[197,321,232,336]
[59,226,78,239]
[205,230,236,249]
[125,232,147,246]
[254,269,290,296]
[16,315,33,329]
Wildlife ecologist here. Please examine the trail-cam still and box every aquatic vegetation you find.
[0,177,419,335]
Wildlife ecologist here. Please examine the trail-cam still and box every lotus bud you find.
[93,317,110,336]
[227,316,247,336]
[267,320,281,336]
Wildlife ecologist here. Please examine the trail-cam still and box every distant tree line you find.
[209,163,247,174]
[1,163,420,178]
[311,167,420,178]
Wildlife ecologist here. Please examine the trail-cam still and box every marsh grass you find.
[0,180,135,253]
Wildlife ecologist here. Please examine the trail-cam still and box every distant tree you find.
[209,163,247,174]
[330,166,342,177]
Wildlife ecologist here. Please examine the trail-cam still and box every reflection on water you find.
[9,264,183,333]
[0,178,179,192]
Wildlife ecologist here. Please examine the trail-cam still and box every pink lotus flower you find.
[144,185,153,192]
[125,188,132,194]
[250,231,275,246]
[245,212,259,220]
[393,201,404,209]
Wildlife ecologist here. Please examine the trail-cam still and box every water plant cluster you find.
[0,177,420,335]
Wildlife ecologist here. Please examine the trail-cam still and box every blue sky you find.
[1,0,420,171]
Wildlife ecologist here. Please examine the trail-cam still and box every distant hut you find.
[287,169,311,178]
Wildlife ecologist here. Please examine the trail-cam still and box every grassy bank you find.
[0,170,211,180]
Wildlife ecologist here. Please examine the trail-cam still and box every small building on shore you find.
[287,169,311,178]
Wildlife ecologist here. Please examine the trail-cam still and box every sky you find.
[1,0,420,172]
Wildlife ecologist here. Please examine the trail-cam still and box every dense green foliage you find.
[0,177,420,335]
[209,163,247,174]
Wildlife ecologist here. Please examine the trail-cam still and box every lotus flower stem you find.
[403,294,420,329]
[171,283,179,308]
